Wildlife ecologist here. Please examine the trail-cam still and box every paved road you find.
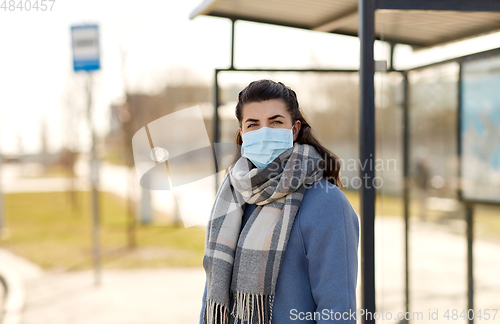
[2,158,214,228]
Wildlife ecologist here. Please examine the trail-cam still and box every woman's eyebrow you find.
[244,118,259,123]
[268,114,285,120]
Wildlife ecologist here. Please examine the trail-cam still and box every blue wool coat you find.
[200,177,360,324]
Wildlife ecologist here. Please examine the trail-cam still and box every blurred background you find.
[0,0,499,323]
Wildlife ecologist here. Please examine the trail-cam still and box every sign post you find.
[71,24,101,287]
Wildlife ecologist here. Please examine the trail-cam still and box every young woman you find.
[200,79,359,324]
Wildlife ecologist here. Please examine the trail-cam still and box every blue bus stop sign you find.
[71,24,100,72]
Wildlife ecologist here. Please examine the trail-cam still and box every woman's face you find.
[239,99,301,141]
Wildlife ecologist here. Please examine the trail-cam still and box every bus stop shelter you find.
[190,1,500,323]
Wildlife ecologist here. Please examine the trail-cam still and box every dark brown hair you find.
[228,79,343,189]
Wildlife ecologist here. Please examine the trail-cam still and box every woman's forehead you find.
[242,99,290,120]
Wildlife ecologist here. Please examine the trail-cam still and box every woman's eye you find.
[273,120,283,124]
[247,123,257,128]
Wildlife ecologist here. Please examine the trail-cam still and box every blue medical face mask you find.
[241,125,294,169]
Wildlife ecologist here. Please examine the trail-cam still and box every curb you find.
[0,262,25,324]
[0,248,43,324]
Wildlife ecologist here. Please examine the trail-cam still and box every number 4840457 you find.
[443,309,498,321]
[1,0,56,11]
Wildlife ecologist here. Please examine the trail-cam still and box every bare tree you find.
[118,40,138,249]
[61,73,86,211]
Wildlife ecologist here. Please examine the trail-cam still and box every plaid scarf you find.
[203,143,324,324]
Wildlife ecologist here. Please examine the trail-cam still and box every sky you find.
[1,0,500,155]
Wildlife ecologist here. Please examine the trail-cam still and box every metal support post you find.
[359,0,376,322]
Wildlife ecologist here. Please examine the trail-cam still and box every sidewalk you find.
[0,239,206,324]
[0,247,206,324]
[20,267,205,324]
[372,217,500,323]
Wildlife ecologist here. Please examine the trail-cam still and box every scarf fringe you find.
[203,299,229,324]
[203,293,275,324]
[231,292,274,324]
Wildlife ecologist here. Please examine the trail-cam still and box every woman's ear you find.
[293,121,301,141]
[238,127,242,139]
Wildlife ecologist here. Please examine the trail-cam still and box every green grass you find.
[0,191,206,271]
[474,204,500,244]
[343,189,405,217]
